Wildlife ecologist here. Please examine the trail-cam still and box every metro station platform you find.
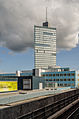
[0,88,72,106]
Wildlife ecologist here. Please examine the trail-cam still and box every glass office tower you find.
[34,23,56,69]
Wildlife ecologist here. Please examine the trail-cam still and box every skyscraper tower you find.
[34,9,56,69]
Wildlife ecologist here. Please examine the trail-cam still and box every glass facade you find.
[34,25,56,69]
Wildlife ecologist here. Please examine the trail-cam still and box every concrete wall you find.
[0,89,79,119]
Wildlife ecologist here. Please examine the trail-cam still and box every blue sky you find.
[0,48,34,72]
[56,45,79,70]
[0,45,79,73]
[0,0,79,72]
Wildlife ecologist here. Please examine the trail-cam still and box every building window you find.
[67,73,70,76]
[53,79,55,81]
[68,84,71,86]
[46,74,48,76]
[60,84,63,86]
[72,83,74,86]
[64,84,67,86]
[56,79,58,81]
[49,74,52,76]
[49,79,52,81]
[60,74,63,76]
[58,84,59,86]
[72,79,74,81]
[56,74,59,76]
[60,79,63,81]
[71,73,75,76]
[53,74,55,76]
[46,79,48,81]
[37,50,38,53]
[42,74,45,77]
[44,50,45,53]
[64,79,66,81]
[68,79,71,81]
[57,79,59,81]
[64,74,66,76]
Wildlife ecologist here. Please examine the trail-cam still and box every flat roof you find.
[34,25,56,30]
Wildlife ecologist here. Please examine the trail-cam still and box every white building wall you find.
[34,25,56,69]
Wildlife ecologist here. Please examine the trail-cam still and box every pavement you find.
[0,88,73,105]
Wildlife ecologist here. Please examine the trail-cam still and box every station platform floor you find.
[0,88,73,106]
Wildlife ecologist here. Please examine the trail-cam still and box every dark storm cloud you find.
[0,0,79,52]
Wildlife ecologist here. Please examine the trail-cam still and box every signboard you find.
[0,81,17,92]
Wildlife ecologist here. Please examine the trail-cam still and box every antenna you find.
[43,7,48,27]
[46,7,48,22]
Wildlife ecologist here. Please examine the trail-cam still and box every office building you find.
[34,22,56,69]
[41,67,79,89]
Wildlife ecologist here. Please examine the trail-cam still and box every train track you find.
[66,106,79,119]
[17,94,79,119]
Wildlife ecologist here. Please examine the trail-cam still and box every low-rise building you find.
[41,67,79,89]
[0,67,79,92]
[0,70,45,92]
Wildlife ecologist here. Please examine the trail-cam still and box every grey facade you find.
[34,25,56,69]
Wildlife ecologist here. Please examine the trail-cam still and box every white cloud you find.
[0,0,79,52]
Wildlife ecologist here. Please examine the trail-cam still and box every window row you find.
[42,73,75,77]
[45,78,74,81]
[58,83,74,86]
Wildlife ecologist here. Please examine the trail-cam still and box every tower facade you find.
[34,24,56,69]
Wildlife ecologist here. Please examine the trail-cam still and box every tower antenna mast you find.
[43,7,48,27]
[46,7,48,22]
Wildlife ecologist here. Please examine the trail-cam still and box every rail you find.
[17,94,79,119]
